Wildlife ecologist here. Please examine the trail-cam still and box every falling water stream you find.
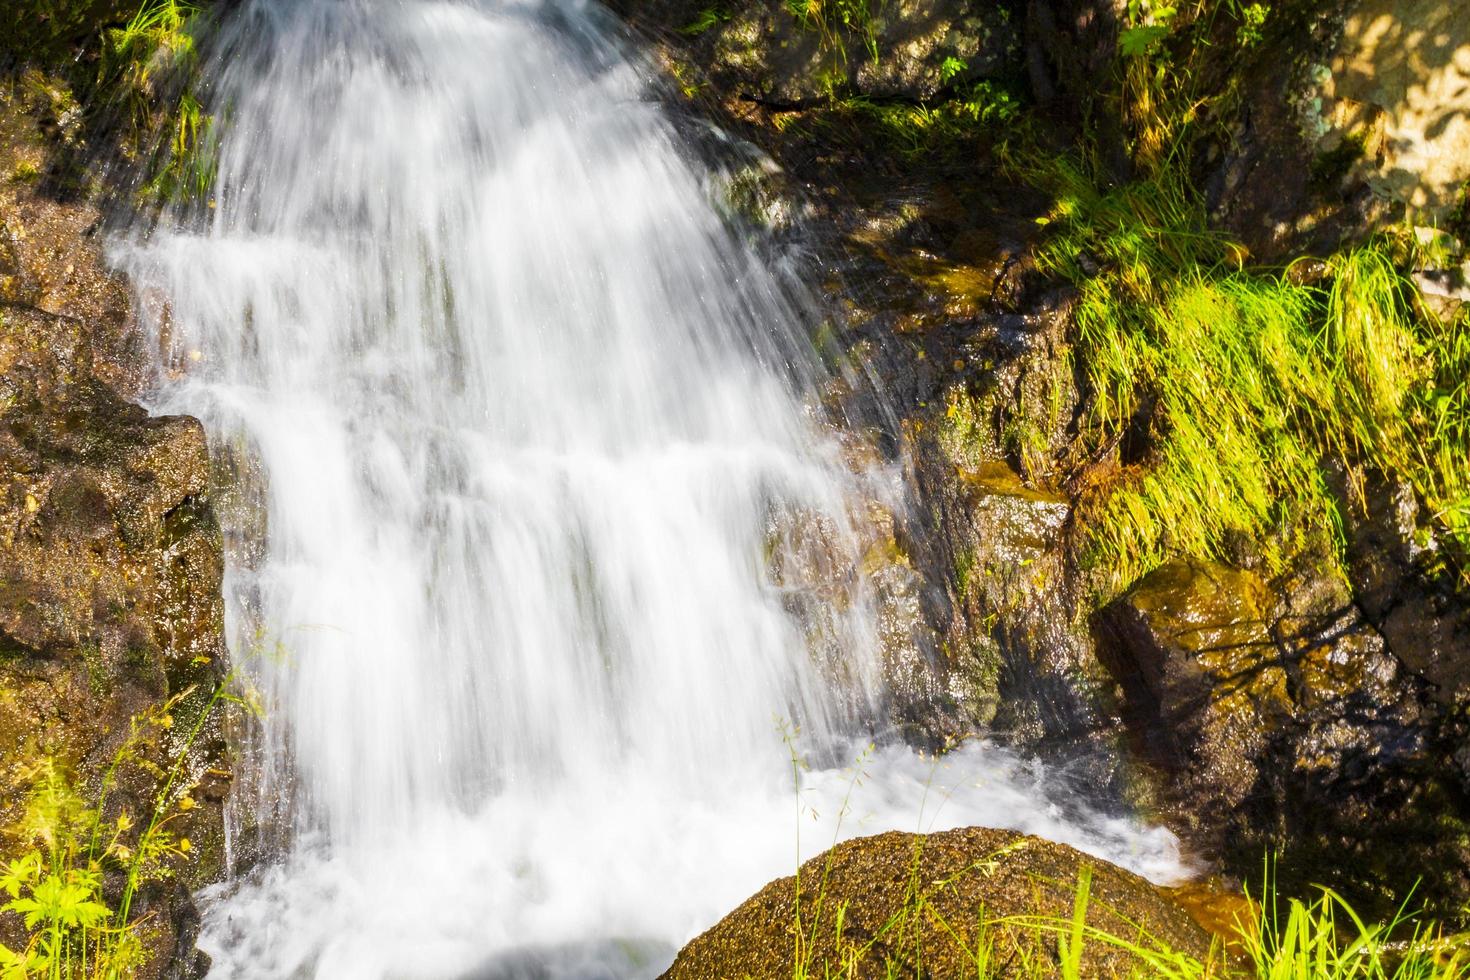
[117,0,1184,975]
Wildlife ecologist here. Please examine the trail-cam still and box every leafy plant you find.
[0,680,235,979]
[938,56,968,85]
[1119,23,1173,59]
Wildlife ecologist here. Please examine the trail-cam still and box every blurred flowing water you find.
[115,0,1184,975]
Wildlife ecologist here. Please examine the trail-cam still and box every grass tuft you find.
[1018,150,1470,599]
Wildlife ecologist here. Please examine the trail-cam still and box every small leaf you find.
[1119,24,1170,57]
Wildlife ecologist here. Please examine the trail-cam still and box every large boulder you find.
[663,826,1212,978]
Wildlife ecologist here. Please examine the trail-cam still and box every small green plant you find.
[784,0,882,76]
[679,6,729,35]
[0,679,235,979]
[938,56,968,85]
[1233,2,1269,47]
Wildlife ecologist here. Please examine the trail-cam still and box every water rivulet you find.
[116,0,1182,975]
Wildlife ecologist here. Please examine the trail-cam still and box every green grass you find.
[993,0,1470,597]
[830,81,1023,161]
[791,856,1470,978]
[1015,150,1470,599]
[4,0,215,205]
[98,0,217,204]
[784,0,882,73]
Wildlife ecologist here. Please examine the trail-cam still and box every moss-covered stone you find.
[663,825,1212,978]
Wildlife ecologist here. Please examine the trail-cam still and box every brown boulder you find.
[663,826,1212,978]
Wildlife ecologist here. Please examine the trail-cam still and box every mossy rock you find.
[663,826,1212,978]
[0,86,229,978]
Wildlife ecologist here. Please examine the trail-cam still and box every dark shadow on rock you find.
[1095,557,1470,918]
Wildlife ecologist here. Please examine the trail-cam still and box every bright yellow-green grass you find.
[1029,156,1470,600]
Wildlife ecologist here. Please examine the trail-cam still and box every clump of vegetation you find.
[1111,0,1275,175]
[825,79,1024,162]
[0,681,232,979]
[980,0,1470,599]
[3,0,216,205]
[1028,150,1470,597]
[97,0,217,205]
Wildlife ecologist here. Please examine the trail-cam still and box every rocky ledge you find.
[0,79,228,978]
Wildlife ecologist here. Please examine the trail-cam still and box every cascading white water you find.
[116,0,1184,975]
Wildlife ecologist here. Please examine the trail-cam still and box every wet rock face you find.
[1096,558,1470,915]
[0,306,221,685]
[617,0,1022,104]
[662,825,1211,978]
[628,0,1470,912]
[1,82,227,978]
[1342,474,1470,708]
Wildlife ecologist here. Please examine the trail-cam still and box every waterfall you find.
[116,0,1183,975]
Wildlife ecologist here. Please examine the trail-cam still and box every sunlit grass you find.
[790,857,1470,979]
[1017,151,1470,599]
